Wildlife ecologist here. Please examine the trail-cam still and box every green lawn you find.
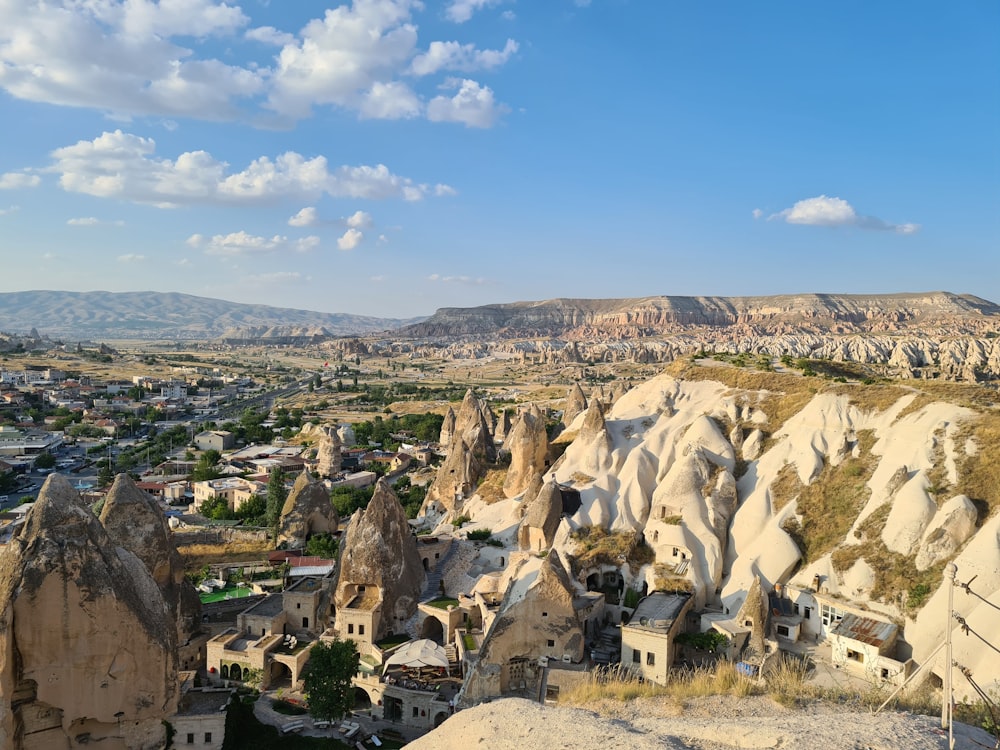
[425,597,459,610]
[199,585,255,604]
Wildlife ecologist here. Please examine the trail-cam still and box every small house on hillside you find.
[621,591,693,685]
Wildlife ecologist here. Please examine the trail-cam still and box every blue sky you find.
[0,0,997,318]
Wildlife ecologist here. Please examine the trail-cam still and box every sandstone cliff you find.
[334,479,425,640]
[0,475,177,750]
[99,473,202,648]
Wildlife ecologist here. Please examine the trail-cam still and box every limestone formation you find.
[736,576,768,662]
[334,479,425,641]
[562,383,588,428]
[914,495,978,571]
[503,408,549,498]
[459,552,584,707]
[315,425,342,478]
[439,407,456,447]
[518,480,563,551]
[277,470,339,548]
[0,474,177,750]
[337,422,357,447]
[99,473,202,647]
[742,428,764,460]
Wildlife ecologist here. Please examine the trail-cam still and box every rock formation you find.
[459,551,584,707]
[736,576,768,662]
[315,425,342,478]
[0,475,177,749]
[562,383,588,429]
[439,407,456,447]
[503,407,549,498]
[518,480,563,551]
[495,409,513,443]
[277,470,339,548]
[334,479,425,641]
[337,422,357,447]
[454,390,497,464]
[99,473,202,649]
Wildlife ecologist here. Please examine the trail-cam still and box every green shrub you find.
[467,528,493,541]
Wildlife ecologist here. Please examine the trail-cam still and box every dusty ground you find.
[406,695,996,750]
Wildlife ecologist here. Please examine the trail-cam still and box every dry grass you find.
[769,463,803,512]
[782,431,877,564]
[571,527,654,570]
[560,657,941,718]
[954,412,1000,518]
[474,467,509,505]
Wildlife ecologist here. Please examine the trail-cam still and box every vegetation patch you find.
[769,463,803,512]
[780,431,876,564]
[953,412,1000,519]
[474,467,508,505]
[571,527,654,570]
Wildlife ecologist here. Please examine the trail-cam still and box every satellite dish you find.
[639,617,649,626]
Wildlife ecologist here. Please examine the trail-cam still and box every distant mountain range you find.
[0,290,421,341]
[402,292,1000,340]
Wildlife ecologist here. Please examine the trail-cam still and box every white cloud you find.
[243,271,305,285]
[67,217,125,226]
[188,231,321,256]
[245,25,296,46]
[769,195,919,234]
[377,234,388,244]
[501,10,516,20]
[445,0,505,23]
[337,228,364,250]
[0,1,516,128]
[345,210,373,229]
[0,1,262,120]
[370,274,386,281]
[266,0,420,120]
[0,172,40,190]
[752,208,763,220]
[0,205,20,216]
[358,81,422,120]
[288,207,318,227]
[46,130,450,206]
[427,78,507,128]
[427,273,490,285]
[117,253,145,262]
[410,39,518,76]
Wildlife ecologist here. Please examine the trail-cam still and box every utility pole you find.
[942,562,957,747]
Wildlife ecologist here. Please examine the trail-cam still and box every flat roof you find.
[241,593,284,617]
[177,689,232,716]
[831,613,897,648]
[626,592,691,632]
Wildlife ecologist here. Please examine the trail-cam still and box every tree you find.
[305,533,338,559]
[33,452,56,470]
[303,639,359,721]
[266,468,287,532]
[191,449,222,481]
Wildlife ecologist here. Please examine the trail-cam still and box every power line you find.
[958,576,1000,614]
[953,614,1000,657]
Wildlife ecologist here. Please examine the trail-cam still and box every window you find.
[847,649,864,663]
[646,652,655,666]
[547,639,555,648]
[205,733,212,743]
[804,606,812,620]
[672,547,678,558]
[302,617,309,628]
[186,733,194,744]
[413,707,419,718]
[776,625,790,638]
[632,649,640,664]
[296,603,301,609]
[542,612,548,618]
[359,625,365,635]
[348,624,354,634]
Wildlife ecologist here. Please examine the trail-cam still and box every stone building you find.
[621,591,693,685]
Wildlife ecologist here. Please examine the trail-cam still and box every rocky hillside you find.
[431,365,1000,702]
[386,292,1000,382]
[0,290,417,340]
[403,292,1000,339]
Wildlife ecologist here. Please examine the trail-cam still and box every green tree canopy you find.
[266,467,287,532]
[303,639,359,721]
[33,452,56,470]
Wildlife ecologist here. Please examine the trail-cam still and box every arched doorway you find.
[220,664,229,680]
[422,557,430,571]
[353,687,372,710]
[270,661,292,689]
[420,617,444,645]
[229,664,242,682]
